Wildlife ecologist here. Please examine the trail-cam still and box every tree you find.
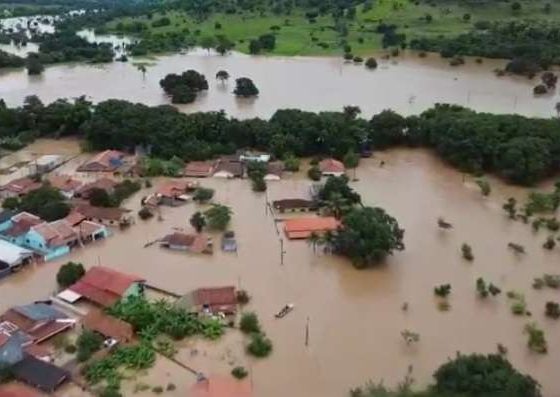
[234,77,259,97]
[495,137,550,185]
[365,57,378,69]
[319,175,361,206]
[343,151,360,179]
[26,53,44,75]
[307,231,321,253]
[343,106,361,119]
[2,197,19,210]
[190,211,206,232]
[433,353,541,397]
[216,70,229,84]
[249,39,261,54]
[475,178,491,196]
[307,165,321,181]
[511,2,521,12]
[247,333,272,358]
[136,64,147,79]
[204,204,232,230]
[56,261,85,288]
[334,206,404,268]
[239,312,261,334]
[199,36,217,52]
[20,184,70,221]
[76,329,103,362]
[283,154,300,172]
[369,110,406,148]
[89,188,113,207]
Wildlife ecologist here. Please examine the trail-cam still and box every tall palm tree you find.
[216,70,230,85]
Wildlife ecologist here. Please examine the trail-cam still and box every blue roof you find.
[13,303,66,321]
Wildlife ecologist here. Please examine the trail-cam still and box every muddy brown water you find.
[0,49,557,118]
[1,140,560,396]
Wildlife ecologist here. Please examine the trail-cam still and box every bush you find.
[365,57,378,69]
[76,330,103,362]
[231,366,248,379]
[166,383,176,391]
[434,284,451,298]
[307,166,321,181]
[545,302,560,319]
[246,333,273,358]
[461,244,474,261]
[239,312,260,334]
[152,386,164,394]
[534,84,548,95]
[138,207,154,220]
[56,262,85,288]
[236,290,251,305]
[234,77,259,97]
[283,154,300,172]
[353,56,363,63]
[543,237,555,250]
[524,323,547,353]
[193,187,215,203]
[64,344,77,354]
[204,204,232,230]
[251,177,267,192]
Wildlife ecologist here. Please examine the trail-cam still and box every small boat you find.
[275,303,294,319]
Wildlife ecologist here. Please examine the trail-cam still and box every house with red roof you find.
[25,220,79,261]
[0,213,43,246]
[46,175,83,199]
[319,158,345,177]
[155,180,197,206]
[190,376,253,397]
[0,178,42,199]
[184,161,217,178]
[82,309,134,343]
[77,150,126,173]
[75,177,117,200]
[283,216,340,239]
[65,266,145,307]
[176,287,237,315]
[160,232,213,254]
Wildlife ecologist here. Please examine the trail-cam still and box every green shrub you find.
[64,344,77,354]
[239,312,260,334]
[247,333,273,358]
[152,386,164,394]
[524,323,547,354]
[231,366,248,379]
[56,262,85,288]
[76,330,103,362]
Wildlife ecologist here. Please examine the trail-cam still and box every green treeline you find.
[1,96,559,185]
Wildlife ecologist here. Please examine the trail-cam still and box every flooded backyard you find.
[0,49,557,118]
[0,140,559,396]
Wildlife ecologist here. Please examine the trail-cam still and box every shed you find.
[30,155,63,174]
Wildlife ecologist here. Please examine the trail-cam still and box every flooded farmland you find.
[0,49,557,119]
[0,140,559,396]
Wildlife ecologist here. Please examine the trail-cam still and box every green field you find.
[105,0,560,56]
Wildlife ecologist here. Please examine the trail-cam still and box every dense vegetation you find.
[351,353,541,397]
[159,70,209,104]
[34,30,114,64]
[5,183,71,221]
[2,97,560,186]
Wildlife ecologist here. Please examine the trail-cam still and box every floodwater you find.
[0,48,557,118]
[1,140,560,396]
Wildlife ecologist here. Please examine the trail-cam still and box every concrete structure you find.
[0,239,33,271]
[29,155,63,175]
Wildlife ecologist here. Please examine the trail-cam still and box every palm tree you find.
[216,70,230,85]
[307,231,321,253]
[323,192,351,219]
[321,230,336,254]
[136,64,147,80]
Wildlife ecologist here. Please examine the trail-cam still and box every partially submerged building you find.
[62,266,145,308]
[184,161,217,178]
[0,239,33,278]
[0,178,42,199]
[264,161,284,181]
[319,158,345,177]
[26,220,79,261]
[176,287,237,315]
[47,175,82,199]
[160,232,213,254]
[272,199,317,214]
[82,309,133,343]
[155,180,195,206]
[29,155,63,175]
[73,204,132,227]
[190,375,253,397]
[213,160,244,179]
[77,150,126,173]
[283,217,339,239]
[75,177,117,200]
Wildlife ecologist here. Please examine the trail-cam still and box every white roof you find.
[57,289,82,303]
[0,239,32,266]
[36,154,63,166]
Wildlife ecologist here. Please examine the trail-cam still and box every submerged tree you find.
[215,70,230,84]
[190,211,206,232]
[56,262,85,288]
[234,77,259,97]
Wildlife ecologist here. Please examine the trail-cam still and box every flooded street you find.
[0,140,559,396]
[0,49,556,118]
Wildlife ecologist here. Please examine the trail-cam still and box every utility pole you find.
[305,316,310,347]
[279,238,285,266]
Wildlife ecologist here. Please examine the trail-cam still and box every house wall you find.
[0,219,13,233]
[24,230,70,261]
[44,245,70,262]
[0,336,24,366]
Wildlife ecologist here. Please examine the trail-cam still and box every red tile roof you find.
[83,309,133,342]
[190,376,252,397]
[319,158,345,174]
[69,266,144,307]
[283,217,339,239]
[77,177,117,198]
[0,308,72,344]
[31,221,77,248]
[156,180,188,198]
[74,204,129,222]
[161,232,210,253]
[77,220,105,238]
[64,210,86,227]
[1,178,42,196]
[193,287,237,314]
[3,213,43,238]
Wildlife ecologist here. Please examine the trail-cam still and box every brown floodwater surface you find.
[0,50,556,118]
[1,141,560,396]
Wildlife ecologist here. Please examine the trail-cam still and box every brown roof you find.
[266,161,284,177]
[75,204,129,222]
[0,308,71,344]
[77,177,117,198]
[63,210,86,227]
[272,199,316,211]
[156,180,188,198]
[69,266,144,307]
[192,287,237,314]
[77,220,105,238]
[191,376,253,397]
[3,212,43,238]
[214,160,243,177]
[47,175,82,193]
[31,220,77,248]
[161,232,210,254]
[184,161,216,177]
[319,158,345,174]
[0,383,44,397]
[77,150,125,172]
[1,178,42,196]
[83,309,133,342]
[283,217,339,239]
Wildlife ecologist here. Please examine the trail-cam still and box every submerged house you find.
[264,161,284,181]
[272,199,317,214]
[30,155,63,175]
[160,232,213,254]
[63,266,145,308]
[10,355,70,393]
[319,158,345,177]
[155,181,195,206]
[47,175,83,199]
[25,220,79,261]
[82,309,134,343]
[190,375,253,397]
[283,217,339,239]
[77,150,126,173]
[0,177,42,199]
[74,204,132,227]
[176,286,237,315]
[0,212,43,246]
[0,239,33,277]
[213,160,244,179]
[184,161,217,178]
[76,177,117,200]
